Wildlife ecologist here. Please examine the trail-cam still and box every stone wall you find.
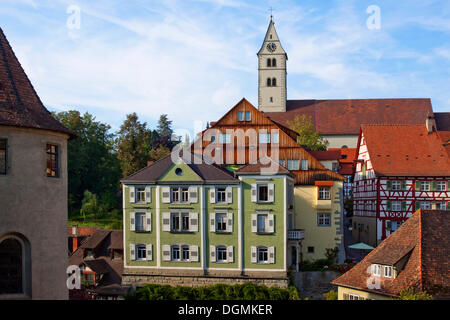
[122,273,289,289]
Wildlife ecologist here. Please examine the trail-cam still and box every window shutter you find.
[145,212,152,232]
[130,212,136,231]
[402,181,407,190]
[226,212,233,233]
[386,201,391,211]
[189,186,198,204]
[129,186,135,203]
[386,181,391,190]
[415,181,420,191]
[251,214,257,233]
[431,181,437,191]
[401,202,407,212]
[145,186,151,203]
[210,187,216,204]
[189,212,199,232]
[189,245,199,262]
[251,184,257,202]
[447,181,450,191]
[415,201,421,210]
[269,246,275,264]
[162,245,171,261]
[226,187,233,204]
[129,244,135,261]
[146,244,153,261]
[161,187,171,203]
[268,184,275,202]
[210,245,216,263]
[268,214,275,233]
[447,201,450,210]
[227,246,234,263]
[162,212,171,232]
[343,293,349,300]
[210,213,216,232]
[251,246,257,263]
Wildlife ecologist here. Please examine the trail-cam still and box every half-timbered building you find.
[352,120,450,246]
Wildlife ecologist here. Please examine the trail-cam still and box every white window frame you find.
[384,265,393,278]
[372,264,381,277]
[420,201,431,210]
[317,213,331,226]
[258,132,271,144]
[219,133,231,144]
[216,213,227,232]
[257,246,268,264]
[391,181,401,191]
[391,201,402,212]
[301,159,308,171]
[216,246,227,262]
[216,187,226,203]
[420,181,431,191]
[318,187,330,200]
[135,212,145,232]
[257,184,269,202]
[436,181,447,191]
[136,244,147,261]
[349,294,361,300]
[257,214,267,233]
[171,212,190,232]
[287,160,299,170]
[135,187,146,203]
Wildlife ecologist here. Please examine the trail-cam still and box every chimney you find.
[426,114,434,134]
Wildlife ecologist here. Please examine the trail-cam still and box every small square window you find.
[318,213,331,226]
[307,246,314,253]
[136,245,147,261]
[257,247,268,263]
[259,132,271,144]
[238,112,244,121]
[245,112,251,121]
[216,246,227,262]
[436,181,447,191]
[420,181,430,191]
[391,181,401,190]
[318,187,330,200]
[287,160,299,170]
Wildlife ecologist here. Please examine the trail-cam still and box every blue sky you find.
[1,0,449,137]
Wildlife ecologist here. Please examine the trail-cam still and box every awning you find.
[348,242,374,250]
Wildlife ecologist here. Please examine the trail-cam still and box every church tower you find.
[258,18,287,113]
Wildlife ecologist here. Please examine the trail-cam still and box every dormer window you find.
[371,264,381,276]
[384,265,393,278]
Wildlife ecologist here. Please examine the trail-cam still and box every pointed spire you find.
[0,27,73,137]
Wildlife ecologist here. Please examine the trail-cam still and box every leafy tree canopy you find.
[287,114,329,151]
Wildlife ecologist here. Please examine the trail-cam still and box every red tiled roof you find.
[67,226,100,237]
[264,99,434,135]
[361,124,450,177]
[308,150,341,161]
[333,210,450,298]
[0,28,74,137]
[327,148,357,175]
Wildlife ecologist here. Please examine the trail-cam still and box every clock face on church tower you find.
[267,42,277,52]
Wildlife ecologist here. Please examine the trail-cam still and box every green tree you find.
[157,114,173,140]
[323,289,338,300]
[287,114,329,151]
[148,145,171,162]
[116,113,153,177]
[80,190,100,221]
[398,287,433,300]
[53,110,122,216]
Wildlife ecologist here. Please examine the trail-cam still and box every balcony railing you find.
[288,229,305,240]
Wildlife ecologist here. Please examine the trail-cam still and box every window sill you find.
[170,231,193,234]
[256,231,274,235]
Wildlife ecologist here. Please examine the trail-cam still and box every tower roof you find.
[0,28,73,137]
[257,19,287,57]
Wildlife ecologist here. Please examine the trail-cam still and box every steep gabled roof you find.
[332,210,450,299]
[0,28,73,137]
[360,124,450,177]
[265,99,434,135]
[308,150,341,161]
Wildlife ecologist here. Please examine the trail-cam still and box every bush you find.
[323,290,338,300]
[398,287,433,300]
[128,282,301,300]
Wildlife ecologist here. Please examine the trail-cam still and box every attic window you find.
[175,168,183,176]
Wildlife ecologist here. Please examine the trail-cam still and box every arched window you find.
[266,58,271,67]
[272,58,276,67]
[272,78,277,86]
[0,235,30,296]
[267,78,271,87]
